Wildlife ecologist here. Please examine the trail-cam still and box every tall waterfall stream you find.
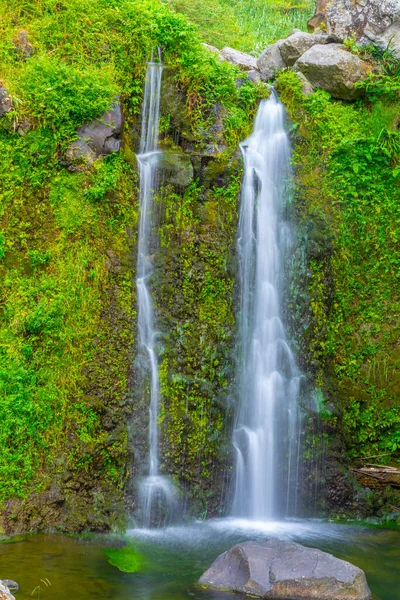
[232,91,302,520]
[136,60,177,528]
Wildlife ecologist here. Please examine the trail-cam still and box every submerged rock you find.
[294,44,369,101]
[220,47,258,71]
[199,540,372,600]
[0,582,15,600]
[257,40,286,81]
[1,582,18,593]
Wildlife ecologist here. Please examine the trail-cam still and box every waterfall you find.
[232,90,301,521]
[136,60,177,528]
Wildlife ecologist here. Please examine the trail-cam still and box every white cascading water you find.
[232,90,301,521]
[136,59,177,528]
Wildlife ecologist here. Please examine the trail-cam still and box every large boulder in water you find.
[0,582,15,600]
[198,540,372,600]
[308,0,400,58]
[294,44,369,101]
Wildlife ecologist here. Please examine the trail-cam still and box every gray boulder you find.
[199,540,371,600]
[0,88,12,116]
[65,98,122,170]
[279,31,337,66]
[220,47,258,71]
[257,40,286,81]
[0,581,15,600]
[13,30,34,59]
[77,98,122,155]
[294,44,369,100]
[295,71,315,96]
[308,0,400,58]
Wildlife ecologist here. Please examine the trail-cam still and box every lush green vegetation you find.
[0,0,399,531]
[0,0,265,526]
[277,56,400,464]
[167,0,314,53]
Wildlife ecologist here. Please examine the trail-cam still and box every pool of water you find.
[0,519,399,600]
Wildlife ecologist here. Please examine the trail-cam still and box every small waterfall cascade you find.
[136,59,177,528]
[232,90,301,521]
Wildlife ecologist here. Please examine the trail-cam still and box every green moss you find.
[276,68,400,463]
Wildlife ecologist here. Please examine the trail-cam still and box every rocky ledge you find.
[198,540,372,600]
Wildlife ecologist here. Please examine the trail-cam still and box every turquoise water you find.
[0,520,399,599]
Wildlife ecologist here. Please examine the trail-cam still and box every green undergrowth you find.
[167,0,314,53]
[0,0,265,523]
[276,68,400,463]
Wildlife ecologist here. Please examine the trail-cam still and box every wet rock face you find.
[308,0,400,57]
[199,540,372,600]
[294,44,369,101]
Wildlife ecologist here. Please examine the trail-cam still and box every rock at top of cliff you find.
[279,31,337,66]
[294,44,369,101]
[220,47,258,71]
[308,0,400,58]
[198,539,372,600]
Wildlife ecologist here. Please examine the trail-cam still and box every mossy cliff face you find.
[0,0,265,532]
[129,68,264,517]
[276,69,400,517]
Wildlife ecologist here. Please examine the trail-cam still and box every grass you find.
[166,0,315,53]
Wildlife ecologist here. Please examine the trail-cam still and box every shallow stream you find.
[0,520,398,600]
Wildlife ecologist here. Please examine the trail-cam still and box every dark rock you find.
[0,88,13,117]
[294,44,369,101]
[199,540,372,599]
[77,98,122,155]
[13,30,34,59]
[65,139,95,172]
[65,98,122,170]
[159,152,194,188]
[17,117,33,135]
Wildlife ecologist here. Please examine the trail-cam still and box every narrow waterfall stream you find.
[136,60,177,527]
[232,90,302,521]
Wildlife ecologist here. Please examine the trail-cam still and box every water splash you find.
[232,90,302,520]
[136,59,178,528]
